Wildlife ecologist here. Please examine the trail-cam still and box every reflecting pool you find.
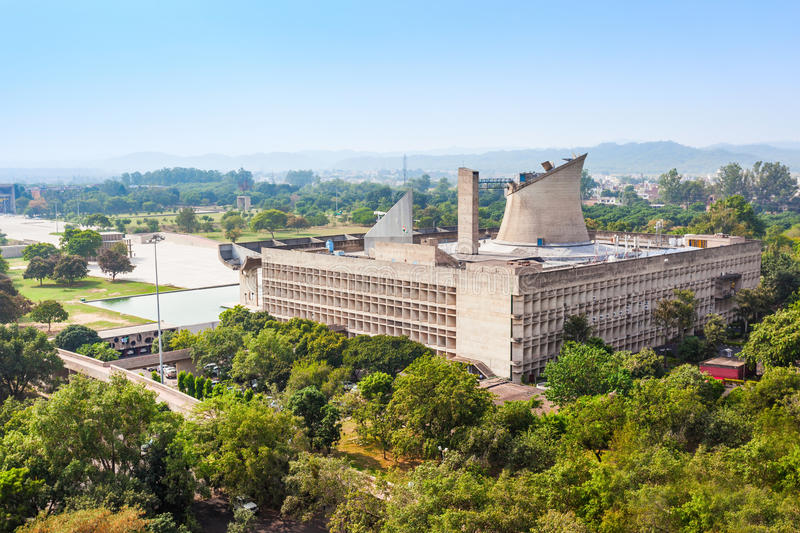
[87,284,240,325]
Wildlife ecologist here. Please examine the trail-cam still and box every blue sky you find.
[1,1,798,162]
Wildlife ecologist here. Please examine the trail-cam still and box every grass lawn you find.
[333,419,417,475]
[7,258,182,332]
[199,224,370,243]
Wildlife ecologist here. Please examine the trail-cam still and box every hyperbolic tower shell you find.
[495,154,590,245]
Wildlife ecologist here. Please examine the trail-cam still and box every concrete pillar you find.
[458,168,479,255]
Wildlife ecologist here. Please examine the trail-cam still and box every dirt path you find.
[192,496,327,533]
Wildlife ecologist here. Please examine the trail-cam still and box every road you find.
[57,349,200,415]
[0,214,237,288]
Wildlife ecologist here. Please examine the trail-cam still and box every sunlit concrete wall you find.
[496,155,590,245]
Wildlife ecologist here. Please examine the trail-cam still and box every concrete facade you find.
[0,184,15,214]
[248,236,760,382]
[221,155,762,383]
[236,196,252,211]
[457,168,479,254]
[496,155,590,245]
[363,191,414,255]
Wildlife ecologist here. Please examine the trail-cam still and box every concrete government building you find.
[219,154,761,383]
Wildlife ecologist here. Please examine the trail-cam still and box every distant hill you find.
[333,142,800,176]
[3,141,800,181]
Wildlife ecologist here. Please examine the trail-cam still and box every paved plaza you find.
[0,214,238,288]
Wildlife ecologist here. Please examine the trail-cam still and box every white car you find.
[234,497,258,514]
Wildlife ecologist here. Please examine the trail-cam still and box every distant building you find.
[96,231,132,258]
[219,154,761,383]
[700,354,746,380]
[236,196,252,211]
[98,322,177,357]
[0,184,15,214]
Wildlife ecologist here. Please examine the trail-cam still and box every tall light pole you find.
[147,234,166,383]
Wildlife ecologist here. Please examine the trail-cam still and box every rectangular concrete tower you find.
[457,168,479,254]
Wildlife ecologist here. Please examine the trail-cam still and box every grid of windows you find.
[254,243,761,382]
[262,263,457,354]
[511,250,761,379]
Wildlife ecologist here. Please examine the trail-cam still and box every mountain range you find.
[2,141,800,182]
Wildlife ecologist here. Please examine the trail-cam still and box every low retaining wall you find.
[57,349,199,415]
[0,244,26,258]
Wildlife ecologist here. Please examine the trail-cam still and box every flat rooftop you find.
[97,321,175,338]
[439,237,687,269]
[700,356,746,368]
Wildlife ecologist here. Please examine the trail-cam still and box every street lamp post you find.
[147,234,166,383]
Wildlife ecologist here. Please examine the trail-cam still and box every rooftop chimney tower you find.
[457,167,479,254]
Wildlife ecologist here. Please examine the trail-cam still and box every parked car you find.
[163,366,177,379]
[234,497,258,514]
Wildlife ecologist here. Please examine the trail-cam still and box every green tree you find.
[282,453,368,524]
[562,314,593,343]
[0,325,61,399]
[4,375,194,520]
[224,227,242,242]
[306,213,329,226]
[221,214,245,233]
[750,160,796,205]
[59,228,102,258]
[0,252,6,275]
[761,249,800,307]
[350,372,395,458]
[689,195,764,237]
[217,305,273,334]
[350,207,375,226]
[17,507,151,533]
[186,394,303,508]
[626,364,723,449]
[285,170,316,188]
[52,254,88,286]
[85,213,112,228]
[76,341,119,362]
[227,507,255,533]
[741,304,800,367]
[658,168,683,204]
[54,324,102,352]
[285,359,333,396]
[652,288,696,342]
[734,285,773,335]
[27,300,68,332]
[250,209,288,238]
[174,207,198,233]
[189,326,246,377]
[288,386,341,453]
[21,243,58,262]
[286,214,310,233]
[543,342,632,406]
[342,335,430,376]
[22,256,58,286]
[620,347,664,378]
[0,277,32,324]
[231,328,295,389]
[184,373,196,397]
[703,313,727,351]
[194,376,207,399]
[97,247,134,281]
[580,169,598,200]
[714,162,749,199]
[0,467,43,532]
[387,354,493,459]
[563,393,625,462]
